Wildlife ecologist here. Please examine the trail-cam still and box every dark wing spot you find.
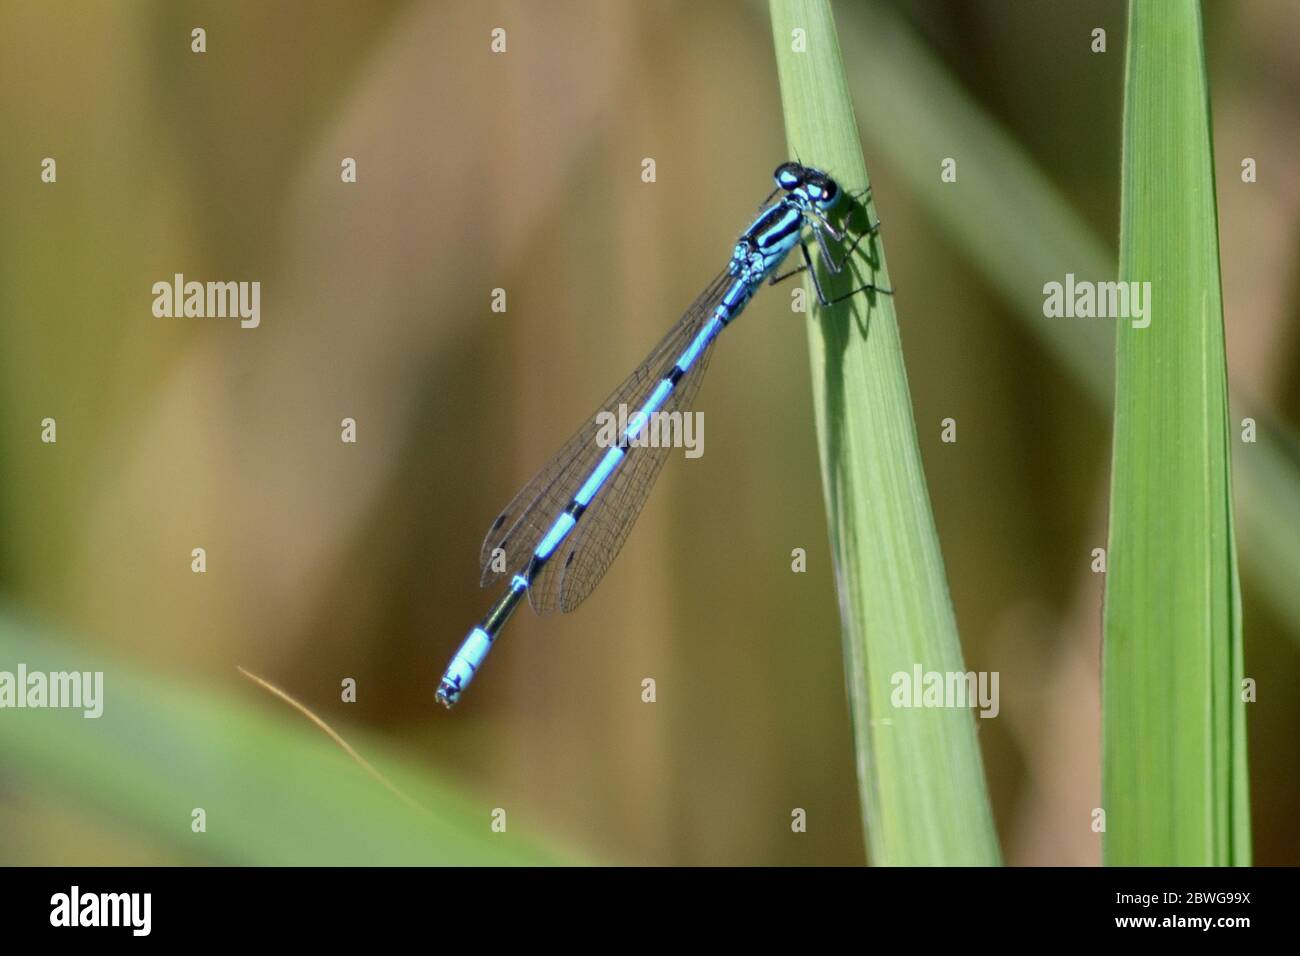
[565,550,576,568]
[490,514,506,532]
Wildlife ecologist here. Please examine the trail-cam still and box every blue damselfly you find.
[437,162,888,707]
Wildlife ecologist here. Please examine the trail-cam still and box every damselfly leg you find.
[768,215,891,306]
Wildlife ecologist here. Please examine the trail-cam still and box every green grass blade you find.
[1102,0,1249,865]
[0,611,569,864]
[768,0,1000,866]
[832,0,1300,643]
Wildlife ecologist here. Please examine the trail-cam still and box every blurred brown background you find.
[0,0,1296,865]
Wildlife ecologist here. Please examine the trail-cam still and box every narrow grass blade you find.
[1102,0,1249,865]
[769,0,1000,865]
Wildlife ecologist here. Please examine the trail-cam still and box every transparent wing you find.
[529,333,717,614]
[478,271,731,591]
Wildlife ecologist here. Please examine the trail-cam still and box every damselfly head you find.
[774,162,842,211]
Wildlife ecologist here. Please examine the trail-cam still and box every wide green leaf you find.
[1102,0,1249,866]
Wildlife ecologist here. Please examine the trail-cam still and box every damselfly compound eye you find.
[803,173,840,208]
[774,162,803,190]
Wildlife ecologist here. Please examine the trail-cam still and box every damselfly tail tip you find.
[435,678,461,709]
